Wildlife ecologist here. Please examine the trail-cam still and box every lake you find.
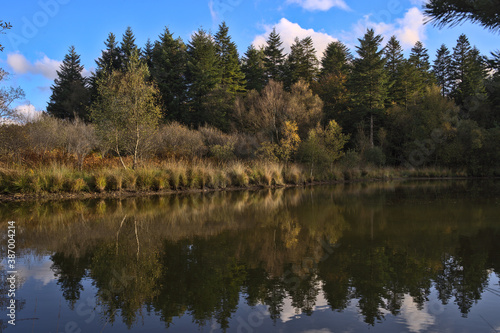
[1,180,499,332]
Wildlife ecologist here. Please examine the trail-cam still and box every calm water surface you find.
[1,180,499,332]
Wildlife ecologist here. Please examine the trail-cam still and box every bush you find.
[363,147,386,167]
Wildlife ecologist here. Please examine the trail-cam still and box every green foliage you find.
[150,28,188,122]
[264,28,285,82]
[90,52,162,169]
[242,45,266,92]
[424,0,500,32]
[363,146,386,167]
[47,46,90,120]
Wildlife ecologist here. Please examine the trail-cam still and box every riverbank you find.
[0,159,472,202]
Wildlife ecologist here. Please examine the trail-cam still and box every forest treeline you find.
[1,22,500,181]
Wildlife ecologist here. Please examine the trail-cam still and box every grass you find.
[0,159,475,196]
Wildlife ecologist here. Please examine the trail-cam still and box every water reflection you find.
[1,180,500,332]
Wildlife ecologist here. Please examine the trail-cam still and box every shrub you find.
[363,147,386,167]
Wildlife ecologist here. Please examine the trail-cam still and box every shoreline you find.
[0,176,484,203]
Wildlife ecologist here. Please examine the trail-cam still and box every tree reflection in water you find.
[2,180,500,329]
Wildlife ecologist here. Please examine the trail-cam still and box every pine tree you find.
[286,36,318,88]
[186,29,222,127]
[320,41,352,77]
[47,46,89,120]
[120,27,139,70]
[151,27,188,122]
[264,28,285,82]
[409,41,433,97]
[433,44,452,96]
[95,33,122,75]
[350,29,387,147]
[214,22,246,94]
[142,38,154,70]
[241,45,266,92]
[315,41,352,129]
[384,36,404,106]
[451,34,472,104]
[89,33,122,106]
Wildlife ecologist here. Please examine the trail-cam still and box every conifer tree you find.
[409,41,433,97]
[214,22,246,94]
[320,41,352,77]
[384,36,404,106]
[315,41,352,129]
[95,33,122,75]
[433,44,452,96]
[450,34,487,106]
[350,29,387,147]
[264,28,285,82]
[142,38,154,70]
[286,36,318,88]
[241,45,266,92]
[186,29,222,127]
[120,27,139,70]
[151,27,188,122]
[47,46,89,120]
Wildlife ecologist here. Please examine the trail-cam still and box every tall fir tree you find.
[151,27,188,122]
[285,36,318,88]
[241,45,266,92]
[433,44,452,96]
[214,22,246,94]
[350,29,387,147]
[409,41,433,97]
[315,41,352,129]
[451,34,472,104]
[384,36,404,106]
[120,27,139,70]
[142,38,154,71]
[320,41,352,77]
[94,33,122,76]
[90,33,122,104]
[264,28,285,82]
[47,46,89,120]
[186,29,222,127]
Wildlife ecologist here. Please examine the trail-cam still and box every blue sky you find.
[1,0,500,116]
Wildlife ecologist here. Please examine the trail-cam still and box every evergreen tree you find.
[286,36,318,88]
[264,28,285,82]
[214,22,246,94]
[433,44,452,96]
[47,46,89,120]
[142,38,154,70]
[384,36,404,106]
[409,41,433,97]
[241,45,266,92]
[151,27,188,122]
[320,41,352,77]
[424,0,500,32]
[186,29,222,127]
[95,33,122,75]
[450,34,487,106]
[315,41,352,129]
[451,34,472,104]
[90,33,122,106]
[350,29,387,147]
[120,27,139,70]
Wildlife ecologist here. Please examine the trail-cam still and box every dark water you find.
[1,180,500,333]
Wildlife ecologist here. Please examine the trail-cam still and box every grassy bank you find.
[0,159,470,200]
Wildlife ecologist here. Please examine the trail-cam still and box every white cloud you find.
[252,18,337,60]
[287,0,350,11]
[346,7,427,50]
[14,104,43,122]
[6,53,63,80]
[398,294,435,333]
